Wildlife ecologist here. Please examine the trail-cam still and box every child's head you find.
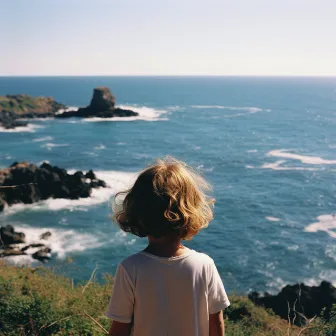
[113,157,214,240]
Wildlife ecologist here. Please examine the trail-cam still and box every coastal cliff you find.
[0,94,66,129]
[0,263,334,335]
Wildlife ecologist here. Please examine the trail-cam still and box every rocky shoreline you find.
[0,161,107,212]
[249,281,336,326]
[0,87,138,129]
[0,225,52,262]
[0,162,108,262]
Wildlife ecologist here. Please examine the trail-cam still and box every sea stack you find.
[56,87,138,119]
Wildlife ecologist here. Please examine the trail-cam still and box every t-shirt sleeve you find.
[105,263,134,323]
[208,261,230,314]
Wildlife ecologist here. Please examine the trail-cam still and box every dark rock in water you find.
[0,111,28,129]
[21,243,46,252]
[90,87,115,111]
[56,87,138,119]
[40,231,52,240]
[0,225,26,246]
[249,281,336,326]
[0,224,53,263]
[32,247,51,262]
[85,170,96,180]
[0,247,26,257]
[0,198,6,212]
[0,162,107,211]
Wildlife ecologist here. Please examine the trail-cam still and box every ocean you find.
[0,76,335,294]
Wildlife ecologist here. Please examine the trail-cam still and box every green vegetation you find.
[0,94,65,115]
[0,261,335,336]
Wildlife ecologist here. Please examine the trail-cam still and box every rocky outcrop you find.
[0,94,66,129]
[249,281,336,326]
[0,225,25,245]
[56,87,138,119]
[0,225,52,263]
[0,111,28,129]
[0,94,66,115]
[0,162,106,211]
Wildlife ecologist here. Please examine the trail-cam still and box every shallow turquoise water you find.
[0,76,335,293]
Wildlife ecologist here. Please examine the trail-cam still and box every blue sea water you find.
[0,76,335,294]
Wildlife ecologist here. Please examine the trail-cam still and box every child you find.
[106,157,230,336]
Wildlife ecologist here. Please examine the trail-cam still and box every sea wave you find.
[0,124,42,133]
[94,144,106,150]
[33,136,54,142]
[304,214,336,239]
[3,225,104,264]
[261,160,320,171]
[265,216,280,222]
[55,106,78,114]
[3,170,137,215]
[191,105,270,118]
[267,150,336,165]
[41,143,69,150]
[82,105,168,122]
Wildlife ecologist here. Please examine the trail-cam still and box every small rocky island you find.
[56,87,138,119]
[0,94,66,129]
[0,87,138,129]
[0,161,106,212]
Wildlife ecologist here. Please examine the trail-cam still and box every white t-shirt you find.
[106,249,230,336]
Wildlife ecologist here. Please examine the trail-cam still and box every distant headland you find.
[0,87,138,129]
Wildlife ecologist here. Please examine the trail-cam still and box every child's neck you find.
[144,235,189,258]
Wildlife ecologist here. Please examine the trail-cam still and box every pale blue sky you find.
[1,0,336,76]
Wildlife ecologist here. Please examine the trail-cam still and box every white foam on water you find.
[191,105,265,112]
[94,144,106,150]
[261,160,319,171]
[37,160,50,166]
[304,214,336,239]
[3,225,105,264]
[83,104,168,122]
[41,143,69,150]
[33,136,53,142]
[325,244,336,262]
[191,105,270,118]
[266,216,280,222]
[0,124,42,133]
[287,245,299,251]
[303,270,336,287]
[247,149,258,153]
[3,170,137,215]
[267,149,336,165]
[55,106,78,115]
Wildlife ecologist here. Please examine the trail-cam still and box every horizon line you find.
[1,74,336,78]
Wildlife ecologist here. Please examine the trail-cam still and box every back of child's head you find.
[114,157,214,240]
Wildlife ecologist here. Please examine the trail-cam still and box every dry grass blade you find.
[82,266,98,294]
[83,311,109,334]
[38,314,84,332]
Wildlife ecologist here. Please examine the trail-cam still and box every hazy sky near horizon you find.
[1,0,336,76]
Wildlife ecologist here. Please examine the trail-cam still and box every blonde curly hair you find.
[113,157,214,240]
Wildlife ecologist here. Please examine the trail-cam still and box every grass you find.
[0,94,62,114]
[0,260,335,336]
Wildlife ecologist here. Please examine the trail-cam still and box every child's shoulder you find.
[120,249,215,268]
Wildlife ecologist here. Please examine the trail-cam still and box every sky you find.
[1,0,336,76]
